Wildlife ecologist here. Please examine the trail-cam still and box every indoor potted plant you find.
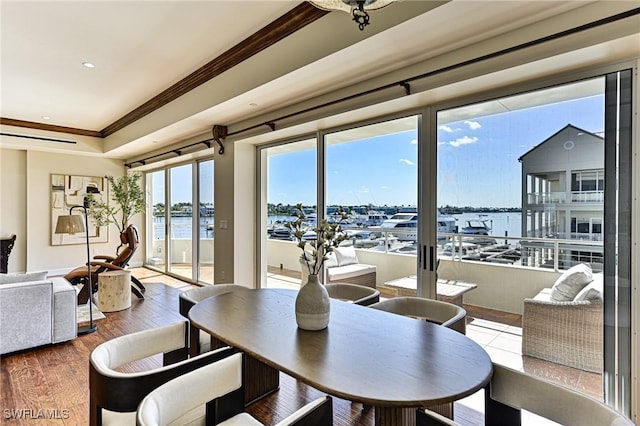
[88,172,145,253]
[286,203,348,330]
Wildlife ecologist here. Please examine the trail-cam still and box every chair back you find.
[486,363,635,426]
[88,321,235,425]
[137,353,245,426]
[370,297,466,334]
[111,224,139,267]
[325,283,380,306]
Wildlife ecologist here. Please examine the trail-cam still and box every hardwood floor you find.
[0,269,376,425]
[0,268,602,425]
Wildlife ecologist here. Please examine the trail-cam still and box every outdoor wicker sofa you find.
[522,267,603,373]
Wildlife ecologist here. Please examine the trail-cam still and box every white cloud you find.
[439,125,454,133]
[410,139,417,145]
[399,158,415,166]
[464,120,481,130]
[380,185,391,190]
[448,136,478,147]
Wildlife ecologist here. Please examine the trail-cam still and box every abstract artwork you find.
[51,174,108,245]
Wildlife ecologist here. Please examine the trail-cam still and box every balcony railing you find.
[571,190,604,203]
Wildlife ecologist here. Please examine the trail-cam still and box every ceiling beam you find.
[100,2,328,137]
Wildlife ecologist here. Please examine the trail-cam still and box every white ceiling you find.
[1,1,639,162]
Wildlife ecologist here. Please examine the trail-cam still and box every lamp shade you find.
[55,214,86,235]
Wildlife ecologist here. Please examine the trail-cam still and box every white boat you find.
[364,211,389,227]
[460,218,492,235]
[380,212,418,241]
[437,210,458,238]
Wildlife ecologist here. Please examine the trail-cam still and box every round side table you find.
[97,270,131,312]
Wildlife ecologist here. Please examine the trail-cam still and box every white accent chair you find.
[137,352,333,426]
[417,363,635,426]
[89,321,235,426]
[324,283,380,306]
[369,296,466,334]
[179,284,249,356]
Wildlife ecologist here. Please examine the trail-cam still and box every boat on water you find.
[460,218,492,235]
[380,212,418,241]
[364,211,389,227]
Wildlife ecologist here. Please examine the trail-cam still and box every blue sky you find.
[161,84,605,209]
[268,92,604,208]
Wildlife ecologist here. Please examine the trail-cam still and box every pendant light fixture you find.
[309,0,396,31]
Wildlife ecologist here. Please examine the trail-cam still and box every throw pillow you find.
[0,270,48,285]
[574,273,603,301]
[333,246,359,267]
[550,263,592,301]
[324,252,338,269]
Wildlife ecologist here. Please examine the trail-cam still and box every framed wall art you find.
[51,174,109,246]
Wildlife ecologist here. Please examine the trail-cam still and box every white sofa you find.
[0,272,77,354]
[300,246,377,288]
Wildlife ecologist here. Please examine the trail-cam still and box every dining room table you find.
[189,288,493,426]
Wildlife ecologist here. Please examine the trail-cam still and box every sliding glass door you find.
[431,70,632,414]
[145,158,214,284]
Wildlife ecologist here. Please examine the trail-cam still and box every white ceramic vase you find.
[295,274,330,331]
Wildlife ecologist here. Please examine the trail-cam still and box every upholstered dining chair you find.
[65,224,145,304]
[89,321,235,426]
[179,284,249,356]
[416,362,635,426]
[368,296,468,419]
[324,282,380,306]
[369,296,467,334]
[137,351,334,426]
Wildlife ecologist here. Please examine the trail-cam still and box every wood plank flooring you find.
[0,269,376,425]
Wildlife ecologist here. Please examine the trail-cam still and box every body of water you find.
[153,215,214,239]
[153,212,523,240]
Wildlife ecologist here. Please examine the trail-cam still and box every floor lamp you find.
[55,195,97,335]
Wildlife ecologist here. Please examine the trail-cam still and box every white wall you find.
[0,148,136,274]
[0,149,27,272]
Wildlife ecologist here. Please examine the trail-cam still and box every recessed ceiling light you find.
[82,62,95,68]
[41,115,50,120]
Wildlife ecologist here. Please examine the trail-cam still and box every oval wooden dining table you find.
[189,288,493,426]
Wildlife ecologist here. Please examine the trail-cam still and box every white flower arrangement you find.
[285,203,349,275]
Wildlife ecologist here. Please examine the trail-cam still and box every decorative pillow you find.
[574,273,603,301]
[550,263,592,301]
[333,246,359,267]
[323,252,338,269]
[0,270,48,285]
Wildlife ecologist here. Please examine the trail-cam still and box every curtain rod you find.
[225,6,640,138]
[127,6,639,168]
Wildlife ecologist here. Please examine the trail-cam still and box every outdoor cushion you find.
[333,246,359,266]
[550,263,592,301]
[326,263,375,281]
[574,273,603,302]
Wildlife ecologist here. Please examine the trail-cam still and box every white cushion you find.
[323,252,338,268]
[326,263,375,281]
[574,273,603,301]
[0,270,48,284]
[550,263,592,301]
[333,246,359,267]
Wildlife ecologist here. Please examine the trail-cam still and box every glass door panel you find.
[435,77,607,401]
[325,116,419,294]
[261,139,317,288]
[146,170,166,270]
[168,164,193,280]
[198,160,214,284]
